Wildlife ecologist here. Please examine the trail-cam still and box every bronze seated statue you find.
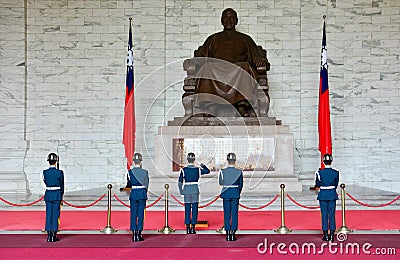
[182,8,270,118]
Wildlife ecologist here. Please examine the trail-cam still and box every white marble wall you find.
[0,0,399,194]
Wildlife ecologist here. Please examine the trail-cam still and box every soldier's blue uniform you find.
[315,154,339,241]
[219,155,243,241]
[126,153,149,242]
[42,153,64,242]
[178,159,210,234]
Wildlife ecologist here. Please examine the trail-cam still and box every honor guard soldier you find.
[315,153,339,241]
[126,153,149,242]
[178,152,210,234]
[219,153,243,241]
[42,153,64,242]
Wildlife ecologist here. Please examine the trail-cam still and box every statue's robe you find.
[194,30,269,106]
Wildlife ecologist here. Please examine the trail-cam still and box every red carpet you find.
[3,248,397,260]
[1,248,265,260]
[0,234,399,260]
[0,210,399,231]
[1,234,399,248]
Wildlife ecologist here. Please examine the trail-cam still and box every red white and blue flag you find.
[123,20,135,169]
[318,20,332,168]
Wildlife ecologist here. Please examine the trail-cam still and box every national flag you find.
[318,20,332,169]
[123,19,135,169]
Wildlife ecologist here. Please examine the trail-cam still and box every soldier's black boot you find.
[231,231,237,241]
[132,230,138,242]
[47,231,52,242]
[229,230,234,241]
[190,224,196,234]
[186,224,191,234]
[329,230,335,241]
[322,230,329,241]
[52,231,59,242]
[226,230,230,241]
[49,231,54,242]
[138,230,144,241]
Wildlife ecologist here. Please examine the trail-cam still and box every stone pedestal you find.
[150,117,302,197]
[0,146,31,194]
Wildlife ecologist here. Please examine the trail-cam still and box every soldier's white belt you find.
[131,186,145,189]
[46,187,60,190]
[320,186,335,190]
[224,185,238,188]
[184,182,199,185]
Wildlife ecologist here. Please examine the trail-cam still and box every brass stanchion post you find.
[158,184,175,234]
[336,183,352,233]
[275,184,291,234]
[100,184,117,234]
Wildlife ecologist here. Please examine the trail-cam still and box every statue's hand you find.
[254,57,270,72]
[184,57,207,74]
[254,57,267,67]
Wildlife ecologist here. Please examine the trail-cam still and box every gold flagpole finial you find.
[323,15,326,20]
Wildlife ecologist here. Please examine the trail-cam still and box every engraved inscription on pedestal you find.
[172,137,275,172]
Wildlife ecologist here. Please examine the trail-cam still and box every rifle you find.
[57,149,62,227]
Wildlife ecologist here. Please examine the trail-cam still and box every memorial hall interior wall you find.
[0,0,399,193]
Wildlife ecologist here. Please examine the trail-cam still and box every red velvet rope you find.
[239,194,279,210]
[113,194,130,208]
[286,194,320,209]
[198,195,220,208]
[346,193,400,208]
[171,193,279,210]
[62,194,106,208]
[146,194,164,208]
[0,196,44,207]
[113,193,164,209]
[170,194,221,208]
[170,194,185,206]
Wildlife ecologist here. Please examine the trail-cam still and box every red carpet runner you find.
[0,210,399,231]
[0,234,399,248]
[0,234,399,260]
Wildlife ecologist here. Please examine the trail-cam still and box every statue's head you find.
[221,8,238,30]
